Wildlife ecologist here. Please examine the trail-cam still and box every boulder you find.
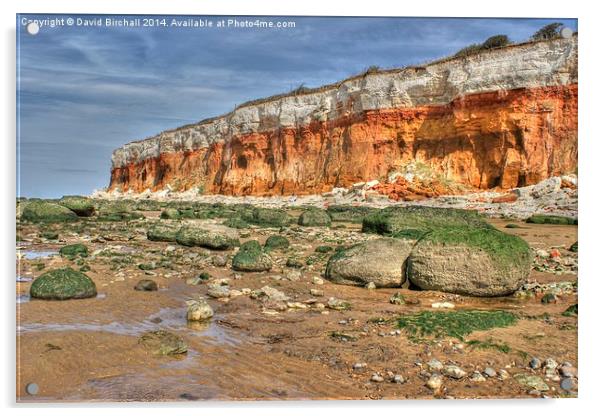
[232,240,272,272]
[176,225,239,250]
[362,206,490,239]
[30,267,97,300]
[138,330,187,355]
[298,209,332,227]
[407,227,531,296]
[21,201,78,223]
[59,243,88,258]
[325,238,414,287]
[264,235,290,251]
[147,223,179,242]
[160,208,181,220]
[242,207,290,227]
[59,196,95,217]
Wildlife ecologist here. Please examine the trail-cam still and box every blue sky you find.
[16,15,577,198]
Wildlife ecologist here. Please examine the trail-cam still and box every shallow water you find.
[17,307,240,346]
[20,250,58,260]
[17,294,31,304]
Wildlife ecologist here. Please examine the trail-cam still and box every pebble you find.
[483,367,497,378]
[470,371,486,382]
[212,255,227,267]
[392,375,405,384]
[498,369,510,380]
[310,288,324,297]
[444,365,467,379]
[559,365,577,378]
[365,282,376,290]
[312,277,324,285]
[529,357,542,369]
[371,374,384,383]
[427,359,443,372]
[426,374,443,391]
[353,362,367,370]
[206,284,230,299]
[560,377,577,391]
[432,302,455,309]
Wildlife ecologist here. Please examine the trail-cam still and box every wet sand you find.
[16,216,578,402]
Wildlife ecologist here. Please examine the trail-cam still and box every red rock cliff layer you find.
[109,84,577,196]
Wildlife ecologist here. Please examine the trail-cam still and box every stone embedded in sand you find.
[298,209,332,227]
[186,298,214,321]
[407,227,532,296]
[59,243,88,258]
[30,267,97,300]
[138,330,187,355]
[232,240,272,272]
[325,238,414,288]
[176,225,239,250]
[21,201,78,223]
[514,373,550,391]
[58,196,95,217]
[134,279,158,291]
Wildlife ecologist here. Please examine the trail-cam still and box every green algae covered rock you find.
[232,240,272,272]
[147,223,179,242]
[59,243,88,258]
[242,207,290,228]
[264,235,290,251]
[176,225,239,250]
[21,201,78,223]
[58,196,95,217]
[30,267,97,300]
[298,209,331,227]
[407,226,532,296]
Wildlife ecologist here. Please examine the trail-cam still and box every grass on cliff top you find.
[397,310,517,340]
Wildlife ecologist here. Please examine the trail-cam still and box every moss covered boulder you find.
[147,223,179,242]
[59,196,95,217]
[160,208,181,220]
[407,227,532,296]
[30,267,97,300]
[362,206,490,239]
[232,240,272,272]
[327,205,377,223]
[176,225,239,250]
[325,238,414,288]
[298,209,331,227]
[21,201,78,223]
[242,207,290,227]
[526,214,577,225]
[264,235,290,251]
[97,202,144,221]
[59,243,88,258]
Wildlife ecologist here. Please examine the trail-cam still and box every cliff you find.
[109,36,578,196]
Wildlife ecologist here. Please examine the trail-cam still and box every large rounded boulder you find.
[30,267,97,300]
[325,238,415,288]
[58,196,95,217]
[298,209,331,227]
[21,201,78,223]
[232,240,272,272]
[407,227,532,296]
[176,225,239,250]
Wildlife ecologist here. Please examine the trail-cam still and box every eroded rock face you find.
[325,238,414,288]
[109,37,578,196]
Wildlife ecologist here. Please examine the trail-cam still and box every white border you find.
[2,1,600,415]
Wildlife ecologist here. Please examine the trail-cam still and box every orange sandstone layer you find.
[109,84,577,196]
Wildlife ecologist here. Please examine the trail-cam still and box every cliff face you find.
[109,37,578,196]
